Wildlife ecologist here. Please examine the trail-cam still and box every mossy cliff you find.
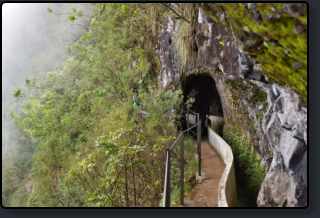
[156,3,307,207]
[200,3,307,102]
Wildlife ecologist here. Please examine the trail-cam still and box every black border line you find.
[1,0,318,217]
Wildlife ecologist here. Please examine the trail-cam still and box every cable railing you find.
[162,108,202,207]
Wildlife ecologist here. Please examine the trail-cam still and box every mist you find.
[2,3,94,206]
[2,3,92,98]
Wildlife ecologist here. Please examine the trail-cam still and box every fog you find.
[2,3,94,205]
[2,3,93,100]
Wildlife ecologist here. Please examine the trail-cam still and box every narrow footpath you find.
[180,135,225,207]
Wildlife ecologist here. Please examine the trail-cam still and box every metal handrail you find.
[188,108,198,115]
[163,149,171,207]
[189,129,197,135]
[162,108,202,207]
[169,133,183,150]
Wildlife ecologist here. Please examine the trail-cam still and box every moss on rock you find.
[200,3,307,102]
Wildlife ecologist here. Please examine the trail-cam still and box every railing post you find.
[195,112,198,125]
[180,133,184,205]
[197,120,201,176]
[187,109,189,137]
[163,149,171,207]
[199,120,201,176]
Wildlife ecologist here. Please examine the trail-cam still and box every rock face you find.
[156,3,307,207]
[158,16,182,90]
[258,84,307,207]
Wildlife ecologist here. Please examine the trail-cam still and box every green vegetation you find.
[5,3,195,207]
[223,79,267,145]
[176,22,197,73]
[166,136,198,207]
[174,3,199,76]
[222,126,265,207]
[2,3,93,207]
[4,3,306,207]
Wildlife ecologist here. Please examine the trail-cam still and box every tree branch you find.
[90,3,106,27]
[69,21,89,31]
[161,3,190,24]
[51,11,88,17]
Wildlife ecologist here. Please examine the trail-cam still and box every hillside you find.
[2,3,307,207]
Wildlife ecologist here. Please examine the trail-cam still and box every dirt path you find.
[180,136,225,207]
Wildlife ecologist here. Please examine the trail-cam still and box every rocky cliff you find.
[156,3,307,207]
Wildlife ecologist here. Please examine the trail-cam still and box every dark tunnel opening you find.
[180,74,224,135]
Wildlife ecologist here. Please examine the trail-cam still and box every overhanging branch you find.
[161,3,190,24]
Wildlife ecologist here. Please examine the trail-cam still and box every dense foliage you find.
[2,3,93,207]
[5,3,196,207]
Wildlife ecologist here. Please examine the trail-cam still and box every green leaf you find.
[47,7,53,14]
[78,9,83,17]
[68,14,76,22]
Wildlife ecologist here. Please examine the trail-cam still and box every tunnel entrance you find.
[182,74,224,135]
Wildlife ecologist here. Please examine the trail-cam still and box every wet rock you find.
[195,20,242,77]
[263,13,281,22]
[261,84,307,206]
[294,22,306,34]
[230,40,239,58]
[285,49,291,55]
[253,64,262,72]
[154,46,160,56]
[217,12,225,22]
[283,3,305,17]
[238,47,254,76]
[257,154,295,207]
[196,32,209,48]
[247,72,264,81]
[293,61,303,70]
[198,8,214,23]
[247,3,258,12]
[243,3,258,13]
[272,41,281,47]
[163,32,172,45]
[242,32,264,53]
[252,13,262,25]
[280,129,306,170]
[158,17,182,90]
[289,168,307,207]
